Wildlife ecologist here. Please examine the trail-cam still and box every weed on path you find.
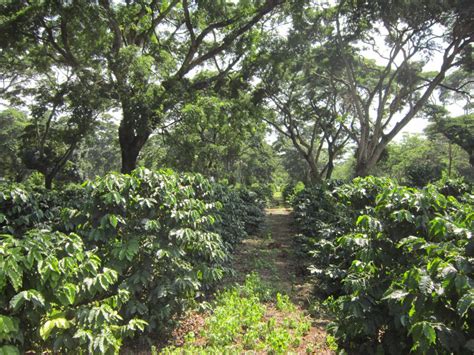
[159,208,332,354]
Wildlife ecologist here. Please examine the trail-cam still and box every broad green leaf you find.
[109,214,118,228]
[455,275,468,293]
[0,345,20,355]
[382,289,409,301]
[423,323,436,345]
[10,290,45,311]
[40,317,71,340]
[419,275,435,295]
[39,320,55,340]
[58,283,77,306]
[457,291,473,317]
[5,260,22,292]
[0,315,18,334]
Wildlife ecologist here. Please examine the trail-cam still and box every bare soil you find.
[164,208,333,354]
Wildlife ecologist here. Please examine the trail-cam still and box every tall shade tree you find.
[19,75,104,188]
[1,0,285,173]
[429,114,474,167]
[254,37,353,184]
[0,109,28,182]
[75,117,121,179]
[310,0,473,176]
[374,133,472,186]
[139,75,275,185]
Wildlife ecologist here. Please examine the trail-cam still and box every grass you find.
[160,273,312,354]
[154,209,332,354]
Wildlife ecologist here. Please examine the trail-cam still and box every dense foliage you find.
[374,134,473,186]
[293,177,474,353]
[0,0,473,353]
[0,230,145,354]
[0,168,264,353]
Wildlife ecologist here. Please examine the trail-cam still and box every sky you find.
[2,4,468,146]
[358,23,469,141]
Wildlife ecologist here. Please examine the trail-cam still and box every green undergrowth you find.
[159,273,312,354]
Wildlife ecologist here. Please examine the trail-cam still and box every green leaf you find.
[58,283,77,306]
[457,291,473,317]
[419,275,435,295]
[40,317,71,340]
[423,323,436,345]
[10,290,45,311]
[109,214,118,228]
[410,321,437,349]
[5,260,22,292]
[455,275,468,293]
[0,345,20,355]
[0,315,19,335]
[39,320,54,340]
[429,217,447,238]
[382,289,409,301]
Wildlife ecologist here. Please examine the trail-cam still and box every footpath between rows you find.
[156,208,332,354]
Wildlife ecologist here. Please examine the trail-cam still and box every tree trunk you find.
[119,120,150,174]
[355,154,380,177]
[448,142,452,177]
[121,146,141,174]
[45,174,53,190]
[354,140,387,177]
[354,160,369,177]
[307,158,322,185]
[325,160,334,180]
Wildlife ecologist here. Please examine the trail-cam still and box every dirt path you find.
[232,208,312,301]
[229,208,331,352]
[162,208,332,354]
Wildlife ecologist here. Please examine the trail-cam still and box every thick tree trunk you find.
[307,158,322,185]
[120,146,141,174]
[355,162,369,177]
[354,139,388,177]
[325,160,334,180]
[45,174,53,190]
[354,153,380,177]
[119,120,150,174]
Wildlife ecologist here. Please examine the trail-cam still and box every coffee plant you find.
[0,230,145,354]
[0,183,87,236]
[0,168,264,352]
[73,169,231,333]
[293,177,474,354]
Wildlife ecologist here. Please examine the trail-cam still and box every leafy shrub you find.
[66,169,232,333]
[405,161,444,187]
[0,168,265,352]
[0,230,145,354]
[294,177,474,354]
[209,185,248,249]
[282,181,305,205]
[434,174,472,199]
[0,183,87,236]
[0,185,55,236]
[237,187,266,235]
[249,183,273,206]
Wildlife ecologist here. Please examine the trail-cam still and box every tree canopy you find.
[0,0,472,187]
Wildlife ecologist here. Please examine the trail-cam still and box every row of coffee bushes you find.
[292,177,473,354]
[0,168,264,353]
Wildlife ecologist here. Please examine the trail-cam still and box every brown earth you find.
[162,208,333,354]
